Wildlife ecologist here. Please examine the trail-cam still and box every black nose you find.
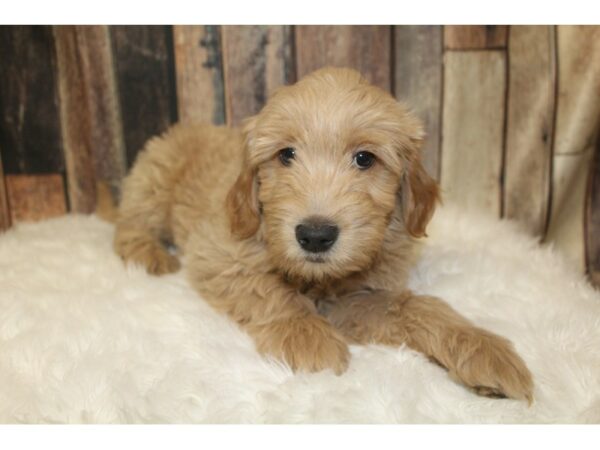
[295,219,339,253]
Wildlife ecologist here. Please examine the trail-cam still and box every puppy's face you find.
[227,68,438,282]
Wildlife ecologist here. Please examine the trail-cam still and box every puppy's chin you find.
[275,251,367,284]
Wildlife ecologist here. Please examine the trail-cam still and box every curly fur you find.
[114,67,533,402]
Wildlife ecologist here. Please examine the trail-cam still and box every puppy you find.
[114,67,533,402]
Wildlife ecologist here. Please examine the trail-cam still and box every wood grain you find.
[54,26,127,212]
[441,51,507,216]
[221,26,294,126]
[546,25,600,271]
[586,139,600,287]
[394,25,443,180]
[295,26,391,90]
[174,26,226,125]
[0,156,10,230]
[0,26,64,174]
[503,25,556,237]
[5,174,67,223]
[111,26,178,167]
[444,26,508,50]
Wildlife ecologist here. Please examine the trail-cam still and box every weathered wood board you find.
[586,140,600,286]
[441,51,506,216]
[221,26,294,126]
[5,174,67,223]
[54,26,127,212]
[111,26,177,167]
[503,25,556,237]
[295,26,391,91]
[0,156,10,230]
[444,26,508,50]
[546,25,600,272]
[0,26,64,175]
[173,25,225,125]
[394,25,443,180]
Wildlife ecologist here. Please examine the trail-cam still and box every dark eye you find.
[278,147,296,166]
[353,151,376,169]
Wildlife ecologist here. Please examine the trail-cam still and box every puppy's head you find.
[226,67,439,282]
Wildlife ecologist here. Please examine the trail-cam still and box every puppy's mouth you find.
[304,255,326,264]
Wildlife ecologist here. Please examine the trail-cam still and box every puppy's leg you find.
[190,270,350,374]
[323,290,533,402]
[114,224,180,275]
[114,141,182,276]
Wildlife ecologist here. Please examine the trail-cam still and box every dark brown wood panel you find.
[295,26,391,91]
[5,174,66,223]
[54,26,126,212]
[503,26,556,237]
[221,26,294,126]
[586,139,600,287]
[394,25,443,180]
[174,26,226,125]
[111,25,178,167]
[444,26,508,50]
[0,26,64,175]
[0,156,10,230]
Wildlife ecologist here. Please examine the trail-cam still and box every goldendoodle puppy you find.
[114,67,533,402]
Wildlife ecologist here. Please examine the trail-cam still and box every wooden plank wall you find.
[1,25,600,285]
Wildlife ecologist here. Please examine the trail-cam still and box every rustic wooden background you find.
[1,25,599,284]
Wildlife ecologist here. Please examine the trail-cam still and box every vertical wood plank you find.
[0,156,10,230]
[503,25,556,237]
[173,25,226,125]
[111,26,178,167]
[586,139,600,287]
[0,26,64,175]
[444,26,508,50]
[221,26,294,126]
[546,25,600,271]
[54,26,127,213]
[441,51,506,216]
[394,25,443,180]
[5,174,67,223]
[295,26,391,91]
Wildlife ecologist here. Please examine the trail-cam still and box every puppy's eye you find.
[278,147,296,166]
[353,151,376,169]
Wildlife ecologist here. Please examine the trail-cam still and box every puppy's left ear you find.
[400,139,440,238]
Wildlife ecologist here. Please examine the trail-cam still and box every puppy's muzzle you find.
[295,217,339,253]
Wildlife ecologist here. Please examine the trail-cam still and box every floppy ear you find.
[226,165,260,239]
[226,116,261,239]
[400,151,440,238]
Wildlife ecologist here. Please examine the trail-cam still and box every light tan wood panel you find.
[503,25,556,237]
[54,26,126,212]
[174,26,225,124]
[5,174,66,223]
[444,26,508,50]
[441,51,507,216]
[547,26,600,271]
[221,26,294,126]
[295,26,391,90]
[394,25,443,180]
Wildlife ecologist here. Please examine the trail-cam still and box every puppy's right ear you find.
[226,166,260,239]
[226,115,261,239]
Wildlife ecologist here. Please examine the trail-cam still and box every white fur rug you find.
[1,206,600,424]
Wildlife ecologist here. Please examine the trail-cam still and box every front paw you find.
[448,331,534,404]
[256,314,350,375]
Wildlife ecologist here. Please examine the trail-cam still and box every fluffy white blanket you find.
[1,206,599,423]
